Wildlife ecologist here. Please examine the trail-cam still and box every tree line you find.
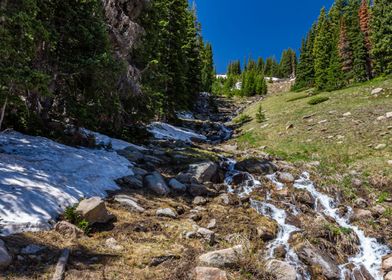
[213,49,297,97]
[294,0,392,91]
[0,0,214,138]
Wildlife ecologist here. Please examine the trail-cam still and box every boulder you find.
[0,240,12,269]
[188,162,218,183]
[54,221,84,239]
[168,178,187,192]
[118,175,143,189]
[296,242,340,279]
[383,254,392,273]
[256,225,277,241]
[277,172,295,184]
[75,197,114,224]
[385,271,392,280]
[195,267,227,280]
[235,158,277,175]
[143,171,170,195]
[156,208,177,219]
[266,259,296,280]
[114,195,145,212]
[198,245,243,268]
[188,183,211,197]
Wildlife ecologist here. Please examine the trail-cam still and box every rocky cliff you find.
[102,0,148,95]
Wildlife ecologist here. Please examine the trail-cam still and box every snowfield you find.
[147,122,207,142]
[0,131,135,236]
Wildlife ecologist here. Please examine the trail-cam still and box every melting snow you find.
[0,131,134,236]
[147,122,206,142]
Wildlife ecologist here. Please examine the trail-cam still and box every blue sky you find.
[193,0,335,73]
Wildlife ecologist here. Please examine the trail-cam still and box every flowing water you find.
[294,172,390,280]
[222,157,390,280]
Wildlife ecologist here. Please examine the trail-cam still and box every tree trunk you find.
[0,97,8,131]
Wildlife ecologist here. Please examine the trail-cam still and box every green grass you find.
[233,77,392,199]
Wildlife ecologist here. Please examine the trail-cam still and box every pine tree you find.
[257,57,265,74]
[280,49,297,78]
[371,0,392,75]
[201,42,214,92]
[339,18,354,81]
[313,8,332,90]
[358,0,372,78]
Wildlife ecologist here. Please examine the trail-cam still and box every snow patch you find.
[147,122,207,142]
[0,131,134,236]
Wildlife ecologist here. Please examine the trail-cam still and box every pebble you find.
[156,208,177,218]
[343,112,352,117]
[375,144,387,150]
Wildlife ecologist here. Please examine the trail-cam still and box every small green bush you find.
[64,205,91,234]
[307,96,330,105]
[234,114,252,124]
[255,105,266,123]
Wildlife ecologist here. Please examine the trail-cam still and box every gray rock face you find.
[156,208,177,219]
[101,0,147,95]
[195,267,228,280]
[114,194,145,212]
[296,242,340,279]
[266,260,296,280]
[168,178,187,192]
[0,239,12,269]
[235,158,277,175]
[188,162,218,183]
[75,197,114,224]
[198,245,243,268]
[143,171,170,195]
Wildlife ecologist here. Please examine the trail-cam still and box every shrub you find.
[255,105,266,123]
[234,114,252,124]
[307,96,329,105]
[64,205,91,234]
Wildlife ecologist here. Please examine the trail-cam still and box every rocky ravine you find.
[1,93,391,280]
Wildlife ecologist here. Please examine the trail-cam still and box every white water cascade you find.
[294,172,390,280]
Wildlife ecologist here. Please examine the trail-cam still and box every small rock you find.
[114,195,145,213]
[198,246,243,268]
[21,244,45,255]
[207,219,217,229]
[144,171,170,195]
[377,116,387,121]
[195,267,227,280]
[371,87,384,95]
[168,178,187,192]
[286,124,294,130]
[372,205,386,216]
[185,231,198,239]
[273,245,287,259]
[351,209,372,222]
[188,162,218,183]
[351,178,363,188]
[197,228,215,245]
[337,135,345,140]
[385,271,392,280]
[343,112,352,117]
[277,172,295,184]
[0,240,12,269]
[156,208,177,219]
[105,238,123,251]
[354,197,367,208]
[54,221,84,239]
[76,197,114,225]
[375,144,387,150]
[318,119,328,124]
[193,196,208,206]
[188,183,211,197]
[388,160,392,166]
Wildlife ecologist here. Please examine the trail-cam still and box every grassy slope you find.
[234,77,392,201]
